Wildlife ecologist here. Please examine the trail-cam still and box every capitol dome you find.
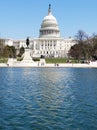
[39,4,60,38]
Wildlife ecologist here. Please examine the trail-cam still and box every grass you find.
[33,57,40,61]
[45,58,80,63]
[17,57,23,61]
[0,57,80,64]
[45,58,67,63]
[17,57,40,61]
[0,58,8,63]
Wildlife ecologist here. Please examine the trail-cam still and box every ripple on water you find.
[0,68,97,129]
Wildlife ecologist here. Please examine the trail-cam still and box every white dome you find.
[43,13,57,22]
[39,5,60,38]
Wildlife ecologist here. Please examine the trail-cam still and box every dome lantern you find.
[48,4,51,15]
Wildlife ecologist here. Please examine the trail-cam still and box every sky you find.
[0,0,97,39]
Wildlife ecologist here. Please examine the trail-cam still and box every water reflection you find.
[32,68,75,118]
[0,68,97,129]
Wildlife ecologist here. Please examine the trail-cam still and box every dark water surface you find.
[0,68,97,130]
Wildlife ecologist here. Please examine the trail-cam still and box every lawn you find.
[0,58,8,63]
[45,58,67,63]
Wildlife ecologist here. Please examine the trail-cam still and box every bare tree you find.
[75,30,88,44]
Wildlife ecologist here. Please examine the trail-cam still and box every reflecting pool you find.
[0,68,97,129]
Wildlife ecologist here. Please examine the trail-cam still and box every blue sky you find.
[0,0,97,39]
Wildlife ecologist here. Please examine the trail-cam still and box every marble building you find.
[2,5,76,58]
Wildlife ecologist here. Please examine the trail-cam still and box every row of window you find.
[39,51,58,55]
[40,46,56,50]
[32,43,71,50]
[41,43,56,46]
[40,30,59,35]
[39,40,56,44]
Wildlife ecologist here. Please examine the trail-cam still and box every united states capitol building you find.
[3,5,76,58]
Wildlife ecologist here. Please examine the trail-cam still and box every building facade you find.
[1,5,76,58]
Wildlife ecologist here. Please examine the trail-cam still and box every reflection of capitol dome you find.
[39,4,60,38]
